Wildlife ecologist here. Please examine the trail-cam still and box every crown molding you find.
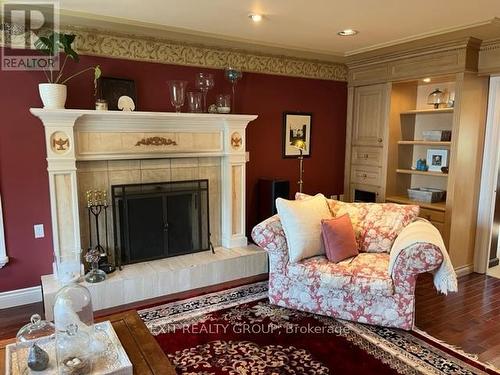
[346,37,481,69]
[63,26,347,81]
[479,38,500,75]
[0,20,347,82]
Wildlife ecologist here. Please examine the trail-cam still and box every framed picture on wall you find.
[282,112,312,158]
[98,77,137,110]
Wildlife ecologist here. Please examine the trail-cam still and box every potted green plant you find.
[35,33,101,109]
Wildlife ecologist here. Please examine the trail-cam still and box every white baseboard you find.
[0,286,42,308]
[455,264,474,278]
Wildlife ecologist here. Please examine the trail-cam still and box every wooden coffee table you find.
[0,310,176,375]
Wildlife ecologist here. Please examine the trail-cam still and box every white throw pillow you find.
[276,193,333,263]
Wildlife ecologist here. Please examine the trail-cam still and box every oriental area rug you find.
[138,282,499,375]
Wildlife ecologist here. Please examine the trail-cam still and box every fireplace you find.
[33,109,269,317]
[112,180,211,267]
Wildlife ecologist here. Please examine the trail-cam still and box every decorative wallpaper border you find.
[60,26,348,82]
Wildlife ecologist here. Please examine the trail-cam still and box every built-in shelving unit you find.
[383,80,457,246]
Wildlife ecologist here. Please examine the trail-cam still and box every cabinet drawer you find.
[351,146,383,166]
[419,207,445,223]
[350,166,381,186]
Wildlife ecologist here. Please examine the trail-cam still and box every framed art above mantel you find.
[282,112,312,158]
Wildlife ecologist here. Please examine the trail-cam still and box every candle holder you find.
[85,190,115,278]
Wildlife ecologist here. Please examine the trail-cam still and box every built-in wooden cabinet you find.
[344,83,390,204]
[352,84,389,147]
[344,70,488,273]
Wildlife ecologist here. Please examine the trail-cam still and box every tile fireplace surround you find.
[30,109,268,318]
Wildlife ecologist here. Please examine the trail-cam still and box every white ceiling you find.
[59,0,500,57]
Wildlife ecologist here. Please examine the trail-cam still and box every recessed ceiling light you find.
[423,78,432,83]
[248,13,263,22]
[337,29,358,36]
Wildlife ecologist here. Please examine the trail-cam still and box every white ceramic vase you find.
[38,83,67,109]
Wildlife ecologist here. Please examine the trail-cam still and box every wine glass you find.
[168,80,188,113]
[224,67,242,112]
[194,73,214,112]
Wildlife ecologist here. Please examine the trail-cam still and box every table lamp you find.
[291,139,307,193]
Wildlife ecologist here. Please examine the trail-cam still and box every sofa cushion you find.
[276,194,332,263]
[296,193,419,253]
[349,253,394,295]
[321,215,359,263]
[287,252,394,296]
[287,256,353,289]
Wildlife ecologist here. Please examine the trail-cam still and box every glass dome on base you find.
[16,314,55,373]
[54,282,96,374]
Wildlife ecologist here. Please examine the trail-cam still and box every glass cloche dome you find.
[16,314,56,372]
[53,282,94,331]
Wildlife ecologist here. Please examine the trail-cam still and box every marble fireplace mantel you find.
[30,108,258,261]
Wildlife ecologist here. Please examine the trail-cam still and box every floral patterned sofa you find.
[251,202,446,330]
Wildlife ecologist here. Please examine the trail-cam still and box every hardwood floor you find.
[415,272,500,368]
[1,272,500,367]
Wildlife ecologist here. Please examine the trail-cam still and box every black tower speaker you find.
[257,179,290,221]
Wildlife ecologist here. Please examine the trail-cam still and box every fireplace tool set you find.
[85,190,115,282]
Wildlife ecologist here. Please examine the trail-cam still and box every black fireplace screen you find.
[111,180,210,268]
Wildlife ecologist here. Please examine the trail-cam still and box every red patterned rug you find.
[138,282,499,374]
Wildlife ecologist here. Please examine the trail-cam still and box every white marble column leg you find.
[221,123,248,248]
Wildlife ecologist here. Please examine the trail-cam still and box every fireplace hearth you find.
[112,180,211,268]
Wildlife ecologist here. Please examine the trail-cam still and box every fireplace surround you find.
[30,109,259,281]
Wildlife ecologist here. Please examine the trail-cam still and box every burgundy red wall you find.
[0,48,347,292]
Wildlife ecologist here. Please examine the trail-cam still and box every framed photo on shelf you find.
[282,112,312,158]
[426,149,448,172]
[98,77,137,111]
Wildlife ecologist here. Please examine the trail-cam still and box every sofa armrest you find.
[389,220,444,294]
[251,215,289,273]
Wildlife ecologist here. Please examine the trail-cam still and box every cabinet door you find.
[352,84,389,147]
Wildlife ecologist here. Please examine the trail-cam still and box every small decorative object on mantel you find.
[85,189,114,278]
[283,112,312,158]
[15,314,54,373]
[216,94,231,113]
[35,33,101,109]
[427,149,448,172]
[167,80,188,113]
[208,103,218,113]
[95,98,108,111]
[187,91,203,113]
[98,77,137,111]
[117,95,135,111]
[427,88,446,109]
[195,72,215,112]
[224,67,242,112]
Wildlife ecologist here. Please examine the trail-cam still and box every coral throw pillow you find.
[276,193,332,263]
[321,215,359,263]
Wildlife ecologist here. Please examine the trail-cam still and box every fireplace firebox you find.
[111,180,211,268]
